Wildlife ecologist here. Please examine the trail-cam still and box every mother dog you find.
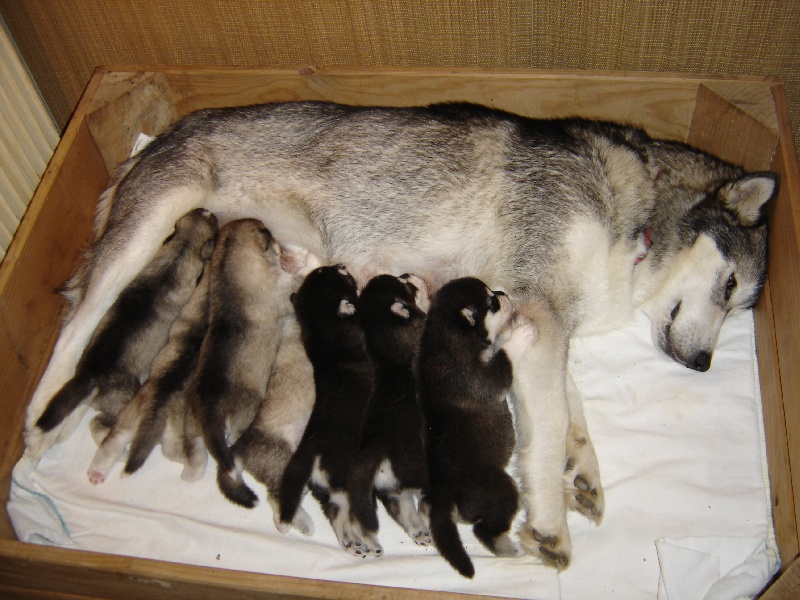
[24,101,776,569]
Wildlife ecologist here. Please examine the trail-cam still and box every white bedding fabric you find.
[8,309,778,599]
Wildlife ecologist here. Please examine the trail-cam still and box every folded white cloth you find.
[7,310,778,599]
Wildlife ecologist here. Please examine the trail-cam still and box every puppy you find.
[278,265,376,555]
[29,209,217,456]
[230,313,316,534]
[417,277,536,578]
[347,274,432,554]
[87,262,212,485]
[187,219,297,507]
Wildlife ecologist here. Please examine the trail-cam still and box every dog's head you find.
[292,264,360,331]
[430,277,516,355]
[358,273,429,364]
[637,141,777,371]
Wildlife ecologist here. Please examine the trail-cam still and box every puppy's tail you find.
[35,375,97,433]
[217,462,258,509]
[430,496,475,578]
[200,408,258,508]
[278,444,315,526]
[123,410,167,476]
[347,455,381,534]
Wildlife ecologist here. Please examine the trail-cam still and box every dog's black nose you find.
[692,352,711,372]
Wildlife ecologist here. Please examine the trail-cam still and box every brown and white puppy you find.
[230,313,317,534]
[347,273,432,555]
[86,261,213,485]
[187,219,297,507]
[417,276,536,578]
[278,265,376,555]
[29,209,217,458]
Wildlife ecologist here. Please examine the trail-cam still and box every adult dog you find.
[24,101,777,569]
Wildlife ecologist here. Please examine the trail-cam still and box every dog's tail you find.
[217,461,258,508]
[123,409,167,476]
[199,405,258,508]
[347,455,381,534]
[35,375,97,433]
[278,443,316,526]
[430,495,475,578]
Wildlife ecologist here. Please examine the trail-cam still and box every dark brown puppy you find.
[347,273,432,555]
[417,277,536,578]
[278,265,376,555]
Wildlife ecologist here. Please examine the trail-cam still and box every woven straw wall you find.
[2,0,798,151]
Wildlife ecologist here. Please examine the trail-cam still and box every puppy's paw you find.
[87,469,105,486]
[292,506,315,536]
[564,428,604,524]
[503,318,538,364]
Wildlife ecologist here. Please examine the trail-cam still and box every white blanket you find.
[8,310,778,599]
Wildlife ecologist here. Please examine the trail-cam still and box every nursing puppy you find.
[87,263,212,485]
[347,274,432,554]
[278,265,376,555]
[230,313,317,534]
[188,219,296,507]
[29,209,217,457]
[418,277,536,578]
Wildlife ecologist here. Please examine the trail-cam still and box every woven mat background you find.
[2,0,798,152]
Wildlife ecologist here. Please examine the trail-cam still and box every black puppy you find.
[278,265,377,555]
[417,277,536,578]
[347,273,432,555]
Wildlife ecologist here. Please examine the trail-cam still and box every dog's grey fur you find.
[186,218,296,507]
[24,101,777,568]
[29,208,217,457]
[418,277,536,578]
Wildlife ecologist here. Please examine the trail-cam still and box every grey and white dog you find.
[24,101,777,568]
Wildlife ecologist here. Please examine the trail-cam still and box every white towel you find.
[8,309,777,599]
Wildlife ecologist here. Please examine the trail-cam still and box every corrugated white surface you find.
[0,24,59,260]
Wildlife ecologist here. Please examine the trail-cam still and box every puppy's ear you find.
[390,301,411,320]
[460,306,476,327]
[201,239,215,261]
[338,298,356,318]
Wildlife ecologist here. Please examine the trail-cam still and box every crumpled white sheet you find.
[8,310,778,599]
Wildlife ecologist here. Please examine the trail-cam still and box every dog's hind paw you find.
[519,526,572,570]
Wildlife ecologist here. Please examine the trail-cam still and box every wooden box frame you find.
[0,66,798,599]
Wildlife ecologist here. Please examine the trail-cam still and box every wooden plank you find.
[86,71,179,172]
[0,73,109,541]
[687,84,778,171]
[756,277,798,565]
[766,83,800,569]
[762,556,800,600]
[0,540,484,600]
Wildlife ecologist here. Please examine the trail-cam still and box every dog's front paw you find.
[564,428,604,523]
[519,524,572,570]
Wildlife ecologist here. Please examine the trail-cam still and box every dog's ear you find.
[390,301,411,320]
[460,306,476,327]
[718,173,778,226]
[338,298,356,318]
[201,239,215,261]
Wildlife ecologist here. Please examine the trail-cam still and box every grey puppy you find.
[186,219,297,507]
[29,208,217,456]
[87,259,213,485]
[26,101,777,568]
